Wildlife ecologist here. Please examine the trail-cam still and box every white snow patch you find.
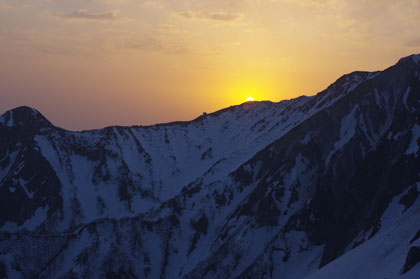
[405,124,420,156]
[345,79,362,93]
[393,132,402,140]
[402,87,412,112]
[2,206,49,232]
[12,178,35,199]
[325,106,358,165]
[6,111,14,127]
[374,89,381,107]
[301,134,311,145]
[0,150,18,182]
[367,72,380,80]
[70,155,99,220]
[358,114,375,145]
[273,232,324,279]
[35,134,75,229]
[230,227,279,277]
[306,193,420,279]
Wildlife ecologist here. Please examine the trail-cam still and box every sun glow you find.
[245,97,255,102]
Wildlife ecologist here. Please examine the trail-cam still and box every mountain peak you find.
[0,106,52,129]
[396,53,420,67]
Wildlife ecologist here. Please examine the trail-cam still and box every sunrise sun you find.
[245,97,255,102]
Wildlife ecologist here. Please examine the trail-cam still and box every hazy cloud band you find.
[62,9,117,21]
[177,11,243,22]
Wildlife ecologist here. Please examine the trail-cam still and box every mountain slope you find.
[0,54,420,278]
[0,70,370,232]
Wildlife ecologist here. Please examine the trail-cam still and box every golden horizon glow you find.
[0,0,419,130]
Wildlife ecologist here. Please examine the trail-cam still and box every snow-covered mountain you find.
[0,54,420,278]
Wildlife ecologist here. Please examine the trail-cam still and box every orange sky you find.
[1,0,420,130]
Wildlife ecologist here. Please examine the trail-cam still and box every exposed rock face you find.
[403,246,420,274]
[1,54,420,278]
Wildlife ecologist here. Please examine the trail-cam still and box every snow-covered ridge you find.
[0,67,374,232]
[306,185,420,279]
[1,54,420,279]
[1,52,419,232]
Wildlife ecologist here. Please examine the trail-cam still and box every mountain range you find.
[1,54,420,278]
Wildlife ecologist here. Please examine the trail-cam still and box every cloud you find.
[142,1,164,9]
[62,9,118,21]
[34,44,91,57]
[0,1,9,9]
[177,10,243,22]
[99,0,127,5]
[124,37,187,54]
[0,27,30,41]
[157,24,184,35]
[125,38,162,50]
[405,38,420,47]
